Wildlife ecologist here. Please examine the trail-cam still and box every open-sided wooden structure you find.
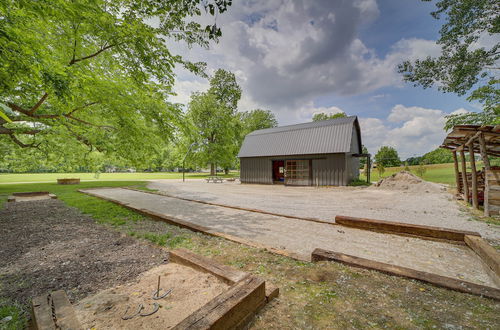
[441,125,500,216]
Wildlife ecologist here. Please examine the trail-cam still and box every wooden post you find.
[460,150,469,203]
[469,146,479,209]
[367,156,371,183]
[478,133,491,216]
[452,151,460,194]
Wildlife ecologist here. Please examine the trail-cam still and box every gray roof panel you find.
[238,116,360,157]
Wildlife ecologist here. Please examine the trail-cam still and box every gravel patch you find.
[148,179,500,244]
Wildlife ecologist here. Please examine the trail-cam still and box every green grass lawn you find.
[0,171,239,184]
[0,181,149,224]
[361,162,459,185]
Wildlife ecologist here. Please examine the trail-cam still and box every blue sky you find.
[170,0,480,159]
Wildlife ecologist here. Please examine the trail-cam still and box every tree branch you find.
[8,133,40,148]
[28,93,49,114]
[69,43,116,65]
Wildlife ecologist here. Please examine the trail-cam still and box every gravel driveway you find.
[148,179,500,244]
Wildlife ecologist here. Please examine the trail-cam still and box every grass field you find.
[0,162,489,186]
[1,181,499,329]
[0,171,238,183]
[361,162,458,185]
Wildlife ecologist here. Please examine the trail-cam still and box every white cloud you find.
[360,105,468,159]
[169,0,442,123]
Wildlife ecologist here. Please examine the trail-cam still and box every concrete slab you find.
[82,187,499,289]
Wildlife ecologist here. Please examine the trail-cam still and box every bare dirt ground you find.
[148,179,500,244]
[0,199,166,309]
[83,188,499,288]
[75,263,229,329]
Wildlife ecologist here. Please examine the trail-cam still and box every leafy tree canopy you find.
[422,147,454,164]
[185,69,241,174]
[0,0,231,165]
[375,146,401,167]
[238,109,278,137]
[312,112,347,121]
[398,0,499,128]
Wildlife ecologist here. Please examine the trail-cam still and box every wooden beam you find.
[173,276,266,329]
[311,248,500,300]
[469,147,479,209]
[335,215,480,242]
[452,151,461,193]
[169,248,248,284]
[460,150,470,203]
[464,235,500,279]
[478,133,491,216]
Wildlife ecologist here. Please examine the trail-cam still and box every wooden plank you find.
[311,248,500,301]
[460,150,469,203]
[50,290,82,330]
[464,235,500,278]
[486,171,500,180]
[169,248,248,284]
[335,215,480,241]
[32,294,56,330]
[265,283,279,302]
[173,276,266,330]
[469,148,479,209]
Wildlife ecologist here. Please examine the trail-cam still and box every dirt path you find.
[83,188,498,288]
[148,180,500,244]
[0,199,167,307]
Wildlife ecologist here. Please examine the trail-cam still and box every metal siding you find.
[238,116,358,158]
[240,157,272,184]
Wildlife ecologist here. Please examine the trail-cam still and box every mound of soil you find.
[372,171,446,193]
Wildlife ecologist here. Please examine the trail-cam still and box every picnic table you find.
[206,176,224,183]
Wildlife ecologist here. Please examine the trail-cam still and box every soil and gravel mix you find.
[0,199,167,309]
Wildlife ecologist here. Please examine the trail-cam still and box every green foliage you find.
[359,145,369,168]
[376,163,385,177]
[404,161,411,172]
[312,112,347,121]
[415,163,427,177]
[398,0,499,127]
[422,147,454,164]
[0,0,232,162]
[405,156,423,166]
[237,109,278,138]
[185,69,241,173]
[348,178,371,187]
[374,146,401,167]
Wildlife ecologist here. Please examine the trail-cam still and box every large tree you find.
[398,0,499,129]
[186,69,241,175]
[0,0,231,163]
[237,109,278,138]
[374,146,401,167]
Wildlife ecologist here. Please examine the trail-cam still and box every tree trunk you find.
[224,167,229,175]
[210,163,215,176]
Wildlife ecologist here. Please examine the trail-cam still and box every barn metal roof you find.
[238,116,361,157]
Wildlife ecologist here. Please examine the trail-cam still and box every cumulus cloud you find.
[170,0,441,121]
[360,105,468,159]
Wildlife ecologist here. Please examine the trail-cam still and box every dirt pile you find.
[372,171,446,193]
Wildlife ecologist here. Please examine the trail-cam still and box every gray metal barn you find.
[238,116,363,186]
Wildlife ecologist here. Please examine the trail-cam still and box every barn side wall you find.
[240,153,349,186]
[346,127,361,182]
